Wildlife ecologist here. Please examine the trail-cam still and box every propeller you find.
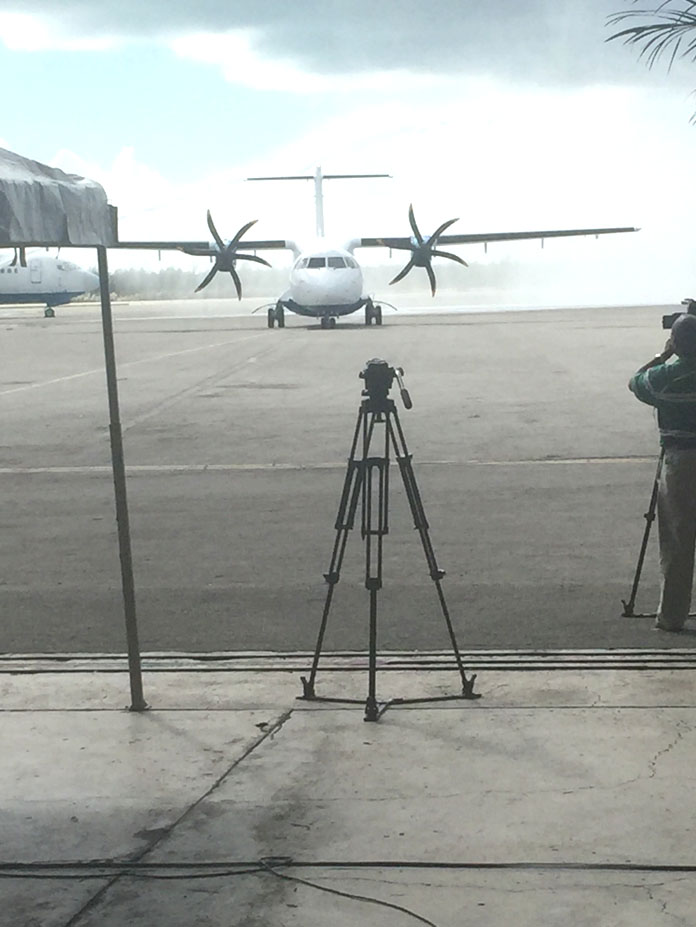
[10,247,26,267]
[193,211,271,299]
[386,205,467,297]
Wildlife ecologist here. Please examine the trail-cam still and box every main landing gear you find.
[267,301,285,328]
[44,306,56,318]
[364,299,383,326]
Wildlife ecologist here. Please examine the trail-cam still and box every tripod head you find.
[359,358,412,410]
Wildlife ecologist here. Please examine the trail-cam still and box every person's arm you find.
[628,338,673,392]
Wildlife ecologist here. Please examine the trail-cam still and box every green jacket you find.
[630,357,696,448]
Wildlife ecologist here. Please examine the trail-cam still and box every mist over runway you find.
[0,299,691,654]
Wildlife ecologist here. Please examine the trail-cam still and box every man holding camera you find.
[629,312,696,631]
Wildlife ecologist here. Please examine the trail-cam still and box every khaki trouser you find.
[657,447,696,629]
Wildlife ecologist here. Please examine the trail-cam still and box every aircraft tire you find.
[364,303,373,326]
[276,304,285,328]
[267,307,275,328]
[329,317,336,328]
[374,305,383,326]
[44,307,55,318]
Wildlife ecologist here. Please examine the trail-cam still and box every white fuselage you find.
[0,255,99,307]
[282,245,365,316]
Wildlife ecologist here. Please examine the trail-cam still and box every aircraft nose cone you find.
[84,270,100,292]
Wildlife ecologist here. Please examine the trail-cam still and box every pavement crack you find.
[58,707,295,926]
[648,720,692,779]
[643,883,690,925]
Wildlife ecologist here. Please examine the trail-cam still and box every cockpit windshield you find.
[297,254,356,270]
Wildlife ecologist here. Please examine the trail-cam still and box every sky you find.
[1,0,696,306]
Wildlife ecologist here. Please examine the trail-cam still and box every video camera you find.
[359,358,412,409]
[662,298,696,330]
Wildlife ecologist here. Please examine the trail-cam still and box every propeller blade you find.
[429,217,459,243]
[230,265,242,300]
[407,205,424,244]
[430,249,468,266]
[195,265,219,292]
[234,253,273,268]
[229,218,258,247]
[206,210,225,251]
[389,255,416,286]
[426,262,437,297]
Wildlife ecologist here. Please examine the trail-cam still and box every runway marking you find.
[0,457,657,475]
[0,333,268,397]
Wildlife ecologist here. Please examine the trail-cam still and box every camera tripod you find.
[299,359,479,721]
[622,447,696,618]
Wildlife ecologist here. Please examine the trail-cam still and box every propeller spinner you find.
[193,211,271,299]
[387,205,467,296]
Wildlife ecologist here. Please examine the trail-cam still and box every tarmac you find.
[1,298,692,653]
[2,299,696,924]
[3,656,696,926]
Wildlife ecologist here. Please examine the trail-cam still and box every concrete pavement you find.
[2,658,696,926]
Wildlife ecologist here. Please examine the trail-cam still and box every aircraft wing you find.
[114,237,291,255]
[358,226,638,249]
[353,219,638,296]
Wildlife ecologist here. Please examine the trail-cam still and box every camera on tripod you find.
[359,358,412,409]
[662,298,696,330]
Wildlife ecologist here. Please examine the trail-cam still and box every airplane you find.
[0,249,99,317]
[115,168,638,329]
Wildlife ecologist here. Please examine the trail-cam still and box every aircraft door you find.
[29,259,42,284]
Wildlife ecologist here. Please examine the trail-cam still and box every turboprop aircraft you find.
[115,168,638,329]
[0,250,99,317]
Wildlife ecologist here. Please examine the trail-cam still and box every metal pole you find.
[97,246,147,711]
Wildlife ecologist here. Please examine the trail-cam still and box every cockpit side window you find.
[307,257,326,268]
[345,256,358,268]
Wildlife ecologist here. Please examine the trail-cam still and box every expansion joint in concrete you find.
[59,707,295,926]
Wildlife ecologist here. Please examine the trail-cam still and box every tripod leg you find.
[362,420,389,721]
[387,411,478,698]
[301,410,365,698]
[365,585,380,721]
[622,449,664,617]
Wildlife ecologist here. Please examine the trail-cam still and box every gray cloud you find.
[2,0,669,85]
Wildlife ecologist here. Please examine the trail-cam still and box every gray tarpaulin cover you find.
[0,147,115,247]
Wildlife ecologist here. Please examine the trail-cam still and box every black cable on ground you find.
[2,858,696,876]
[259,857,438,927]
[6,857,696,927]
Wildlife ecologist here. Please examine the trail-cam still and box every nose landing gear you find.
[364,299,383,326]
[320,315,337,329]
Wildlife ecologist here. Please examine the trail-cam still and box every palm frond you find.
[607,2,696,70]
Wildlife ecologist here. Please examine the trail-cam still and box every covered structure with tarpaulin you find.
[0,147,146,710]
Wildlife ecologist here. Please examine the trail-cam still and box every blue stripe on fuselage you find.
[0,292,78,307]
